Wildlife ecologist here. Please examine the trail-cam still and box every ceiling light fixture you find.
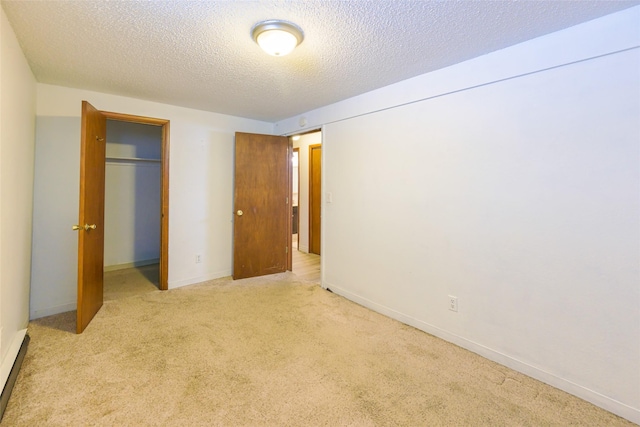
[251,20,304,57]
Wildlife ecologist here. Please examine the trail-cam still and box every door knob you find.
[236,210,243,216]
[72,224,97,231]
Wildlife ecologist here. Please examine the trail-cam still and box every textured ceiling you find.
[2,1,637,122]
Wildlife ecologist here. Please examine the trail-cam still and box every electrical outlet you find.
[195,254,202,264]
[448,295,458,312]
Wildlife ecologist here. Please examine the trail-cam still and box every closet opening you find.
[102,118,166,300]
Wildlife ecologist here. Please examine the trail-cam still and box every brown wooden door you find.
[233,132,291,279]
[76,101,107,333]
[309,144,322,255]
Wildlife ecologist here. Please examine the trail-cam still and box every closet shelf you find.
[106,156,161,163]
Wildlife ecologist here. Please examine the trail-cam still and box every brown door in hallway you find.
[233,132,291,279]
[76,101,107,333]
[309,144,321,255]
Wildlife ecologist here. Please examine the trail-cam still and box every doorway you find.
[309,143,321,255]
[289,131,321,282]
[292,148,299,250]
[77,102,170,333]
[103,120,163,300]
[101,110,170,291]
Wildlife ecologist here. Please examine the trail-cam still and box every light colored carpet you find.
[104,264,159,301]
[3,272,633,426]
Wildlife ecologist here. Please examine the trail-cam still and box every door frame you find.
[292,147,300,250]
[288,143,293,270]
[101,110,170,290]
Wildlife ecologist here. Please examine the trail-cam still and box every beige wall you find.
[0,8,36,389]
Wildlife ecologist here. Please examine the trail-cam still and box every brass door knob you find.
[236,210,243,216]
[72,224,97,231]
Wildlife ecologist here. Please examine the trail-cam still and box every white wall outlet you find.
[195,254,202,264]
[448,295,458,312]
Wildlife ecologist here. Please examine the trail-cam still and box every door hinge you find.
[286,197,289,205]
[286,246,288,254]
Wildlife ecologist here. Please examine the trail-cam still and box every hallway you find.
[292,246,320,283]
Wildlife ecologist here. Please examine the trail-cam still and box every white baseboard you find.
[298,245,309,253]
[30,302,76,320]
[104,258,159,272]
[168,269,231,289]
[0,329,27,392]
[324,281,640,425]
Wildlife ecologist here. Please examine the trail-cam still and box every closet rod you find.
[106,156,161,163]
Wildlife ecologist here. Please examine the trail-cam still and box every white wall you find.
[0,7,35,392]
[31,84,273,318]
[104,120,161,268]
[292,132,321,253]
[276,7,640,424]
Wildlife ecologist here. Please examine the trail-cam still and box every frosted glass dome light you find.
[252,20,304,57]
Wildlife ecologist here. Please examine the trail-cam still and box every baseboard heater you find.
[0,334,30,421]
